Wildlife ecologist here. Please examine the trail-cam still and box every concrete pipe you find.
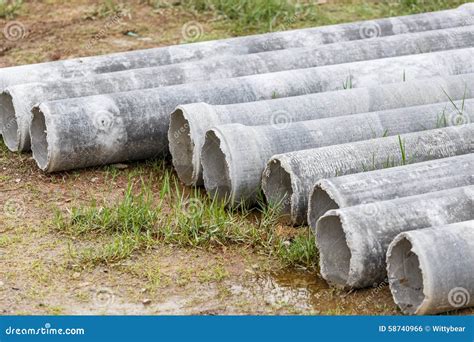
[29,50,474,172]
[261,124,474,225]
[201,100,474,205]
[387,221,474,315]
[5,27,474,152]
[308,154,474,227]
[316,185,474,289]
[1,3,473,90]
[169,73,474,187]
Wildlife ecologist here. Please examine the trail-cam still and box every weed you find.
[0,0,22,19]
[84,0,130,20]
[343,74,353,90]
[57,176,317,269]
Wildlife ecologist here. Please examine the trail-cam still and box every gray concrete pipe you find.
[170,73,474,187]
[1,3,473,90]
[308,154,474,227]
[5,27,474,152]
[316,185,474,289]
[29,49,474,172]
[201,100,474,205]
[386,221,474,315]
[261,124,474,225]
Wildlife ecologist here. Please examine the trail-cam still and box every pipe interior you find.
[387,237,425,315]
[168,109,195,185]
[263,160,292,219]
[309,185,340,229]
[0,92,18,150]
[317,215,351,287]
[201,130,232,202]
[30,107,49,170]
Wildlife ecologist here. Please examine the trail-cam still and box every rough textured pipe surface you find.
[386,221,474,315]
[6,27,474,151]
[201,100,474,204]
[170,73,474,186]
[29,50,474,172]
[308,154,474,227]
[261,124,474,225]
[1,3,473,89]
[316,185,474,289]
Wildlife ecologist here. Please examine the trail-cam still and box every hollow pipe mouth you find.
[262,159,294,224]
[316,213,352,288]
[201,129,233,203]
[0,91,20,151]
[386,234,427,315]
[168,107,200,186]
[30,105,51,172]
[308,182,341,230]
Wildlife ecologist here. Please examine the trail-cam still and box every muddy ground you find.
[0,0,472,315]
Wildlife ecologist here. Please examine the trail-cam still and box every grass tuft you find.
[56,174,317,270]
[0,0,23,19]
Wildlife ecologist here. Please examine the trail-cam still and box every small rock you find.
[14,178,21,183]
[72,272,81,279]
[91,177,99,183]
[112,163,128,170]
[142,299,152,305]
[0,280,4,287]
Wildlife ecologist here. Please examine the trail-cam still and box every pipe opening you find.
[0,92,19,151]
[168,108,196,185]
[263,159,292,222]
[201,130,232,203]
[30,106,49,171]
[387,236,425,315]
[317,215,351,287]
[308,185,340,229]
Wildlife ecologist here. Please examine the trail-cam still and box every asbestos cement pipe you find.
[1,3,473,90]
[201,100,474,205]
[5,27,474,152]
[261,124,474,225]
[30,51,474,173]
[386,221,474,315]
[316,185,474,289]
[171,73,474,186]
[308,154,474,227]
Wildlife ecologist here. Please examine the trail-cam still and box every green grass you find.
[55,172,317,270]
[168,0,471,35]
[0,0,23,19]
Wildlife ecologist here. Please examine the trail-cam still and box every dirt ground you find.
[0,0,472,315]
